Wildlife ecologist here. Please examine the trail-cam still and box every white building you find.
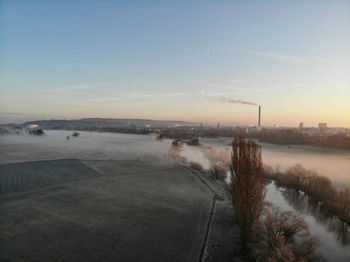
[28,124,39,129]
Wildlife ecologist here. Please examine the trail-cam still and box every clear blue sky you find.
[1,0,349,126]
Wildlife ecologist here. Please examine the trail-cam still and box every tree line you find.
[230,137,319,261]
[264,163,350,225]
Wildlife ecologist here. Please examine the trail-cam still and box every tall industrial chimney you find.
[258,106,261,128]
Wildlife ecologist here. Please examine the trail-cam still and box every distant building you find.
[318,123,328,130]
[217,122,220,128]
[144,124,152,132]
[28,124,38,129]
[298,122,304,129]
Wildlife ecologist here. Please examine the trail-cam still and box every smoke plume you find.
[218,96,258,106]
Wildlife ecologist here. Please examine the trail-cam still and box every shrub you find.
[264,163,350,225]
[190,161,203,171]
[257,203,318,262]
[211,162,228,181]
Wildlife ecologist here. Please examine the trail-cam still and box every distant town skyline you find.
[1,1,349,127]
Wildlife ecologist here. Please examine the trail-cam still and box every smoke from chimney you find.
[218,96,258,106]
[201,93,261,126]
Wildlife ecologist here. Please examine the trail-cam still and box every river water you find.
[200,137,350,188]
[199,137,350,262]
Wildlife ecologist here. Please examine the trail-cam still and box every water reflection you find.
[280,186,350,246]
[265,182,350,262]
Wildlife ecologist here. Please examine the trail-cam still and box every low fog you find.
[0,130,172,167]
[1,131,349,187]
[171,137,350,187]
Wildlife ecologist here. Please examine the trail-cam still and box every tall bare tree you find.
[230,137,266,246]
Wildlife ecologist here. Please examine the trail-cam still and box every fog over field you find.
[0,131,218,262]
[0,130,172,165]
[2,131,349,186]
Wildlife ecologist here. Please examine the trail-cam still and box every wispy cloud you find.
[191,80,278,92]
[125,92,188,99]
[37,82,115,94]
[246,50,307,63]
[0,112,37,116]
[211,48,307,63]
[311,57,350,66]
[212,48,349,65]
[247,50,349,65]
[190,80,244,91]
[89,97,121,102]
[38,84,91,94]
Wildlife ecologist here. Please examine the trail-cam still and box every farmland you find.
[0,131,237,261]
[0,159,99,194]
[0,159,214,261]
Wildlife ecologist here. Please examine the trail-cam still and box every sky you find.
[0,0,349,127]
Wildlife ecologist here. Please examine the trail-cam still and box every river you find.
[199,137,350,262]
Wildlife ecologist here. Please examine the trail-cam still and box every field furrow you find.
[0,159,99,194]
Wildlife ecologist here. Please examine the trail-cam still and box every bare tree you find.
[257,203,318,262]
[230,137,266,246]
